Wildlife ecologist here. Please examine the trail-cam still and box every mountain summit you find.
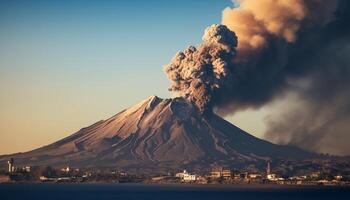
[0,96,315,171]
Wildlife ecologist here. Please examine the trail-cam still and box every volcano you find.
[0,96,316,171]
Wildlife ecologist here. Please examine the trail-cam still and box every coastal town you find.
[1,158,350,186]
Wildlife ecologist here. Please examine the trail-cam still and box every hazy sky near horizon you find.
[0,0,269,155]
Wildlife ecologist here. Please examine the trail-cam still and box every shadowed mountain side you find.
[0,96,318,171]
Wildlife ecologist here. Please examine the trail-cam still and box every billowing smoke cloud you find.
[164,0,350,155]
[218,0,340,112]
[164,24,238,113]
[221,0,350,155]
[222,0,337,50]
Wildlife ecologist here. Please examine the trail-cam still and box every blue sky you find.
[0,0,257,154]
[0,0,232,103]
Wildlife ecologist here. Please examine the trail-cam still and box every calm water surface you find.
[0,183,349,200]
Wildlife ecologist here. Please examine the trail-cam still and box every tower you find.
[7,158,14,173]
[266,161,271,175]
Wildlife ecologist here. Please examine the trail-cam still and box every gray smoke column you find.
[164,24,237,113]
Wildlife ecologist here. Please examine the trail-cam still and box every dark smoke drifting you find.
[164,0,350,155]
[219,0,339,112]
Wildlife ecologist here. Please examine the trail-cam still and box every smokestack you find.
[266,161,271,175]
[7,158,14,173]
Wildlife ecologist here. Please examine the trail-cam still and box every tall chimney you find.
[266,161,271,176]
[7,158,14,173]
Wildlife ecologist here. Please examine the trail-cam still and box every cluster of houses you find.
[173,162,349,185]
[173,161,275,183]
[1,158,349,185]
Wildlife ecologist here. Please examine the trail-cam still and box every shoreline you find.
[1,182,350,188]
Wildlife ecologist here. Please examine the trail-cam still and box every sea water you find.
[0,183,349,200]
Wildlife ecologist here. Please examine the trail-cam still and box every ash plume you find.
[164,24,238,113]
[164,0,350,155]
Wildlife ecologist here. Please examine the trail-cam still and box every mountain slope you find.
[0,96,316,171]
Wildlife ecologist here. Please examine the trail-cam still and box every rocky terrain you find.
[0,96,318,172]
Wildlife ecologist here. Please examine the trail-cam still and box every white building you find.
[249,173,262,179]
[267,174,284,181]
[176,170,196,182]
[183,173,196,182]
[61,166,70,173]
[267,173,277,180]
